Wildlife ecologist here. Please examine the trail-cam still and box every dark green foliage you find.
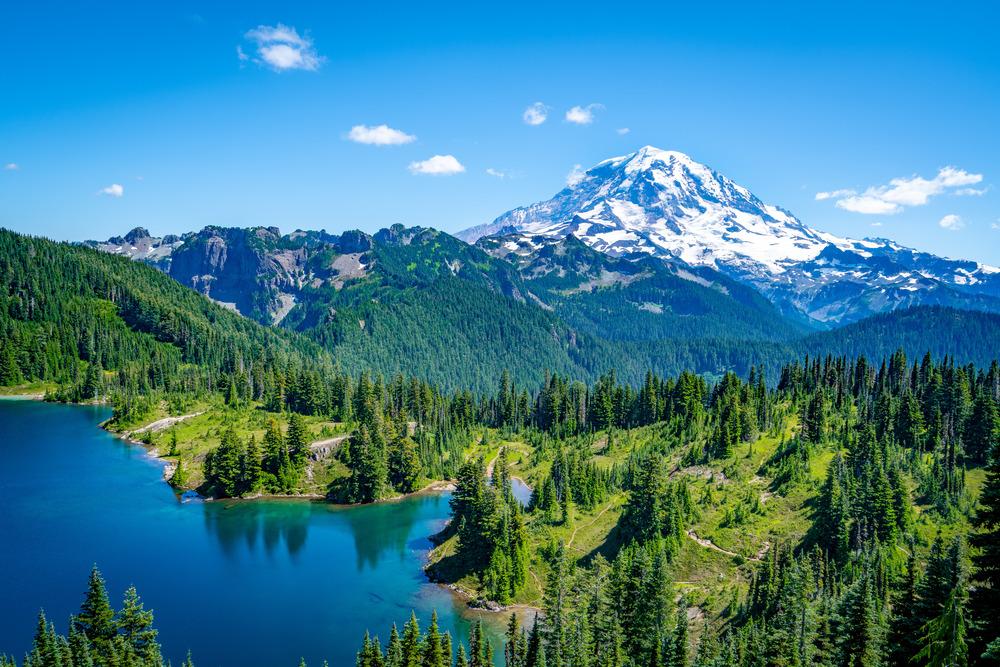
[443,453,528,604]
[74,567,116,656]
[0,229,333,409]
[5,567,184,667]
[620,454,687,555]
[971,428,1000,660]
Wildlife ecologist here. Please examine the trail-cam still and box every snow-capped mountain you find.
[459,146,1000,325]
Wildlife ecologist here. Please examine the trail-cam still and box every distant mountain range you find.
[460,146,1000,326]
[80,146,1000,388]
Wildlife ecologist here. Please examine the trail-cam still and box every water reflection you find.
[1,401,512,667]
[510,479,533,507]
[336,493,449,571]
[203,500,313,558]
[199,493,452,570]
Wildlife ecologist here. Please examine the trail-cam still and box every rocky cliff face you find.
[85,225,378,324]
[167,226,289,319]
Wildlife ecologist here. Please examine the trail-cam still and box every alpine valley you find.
[11,3,1000,666]
[82,146,1000,389]
[4,146,1000,667]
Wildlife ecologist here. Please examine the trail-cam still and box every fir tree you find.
[73,566,116,655]
[116,585,160,663]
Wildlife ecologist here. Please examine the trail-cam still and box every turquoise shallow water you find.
[0,400,508,666]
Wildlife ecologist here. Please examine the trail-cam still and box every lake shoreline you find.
[13,396,538,617]
[0,398,516,665]
[104,417,460,506]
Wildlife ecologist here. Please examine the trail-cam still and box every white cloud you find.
[408,155,465,176]
[565,104,602,125]
[815,188,856,201]
[242,24,323,72]
[817,166,984,214]
[836,195,902,215]
[616,127,630,135]
[870,222,883,227]
[938,214,964,231]
[485,168,507,179]
[98,183,124,198]
[522,103,549,126]
[347,124,415,146]
[4,163,17,171]
[566,164,586,187]
[992,221,999,230]
[955,186,988,196]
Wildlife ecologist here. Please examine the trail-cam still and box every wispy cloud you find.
[938,214,964,231]
[837,195,901,215]
[98,183,124,198]
[242,24,323,72]
[956,186,988,196]
[616,128,630,135]
[347,124,415,146]
[815,188,856,201]
[523,103,549,126]
[485,168,508,179]
[818,166,984,215]
[408,155,465,176]
[3,163,17,171]
[565,104,602,125]
[566,164,586,187]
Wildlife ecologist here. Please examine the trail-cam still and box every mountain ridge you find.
[461,146,1000,326]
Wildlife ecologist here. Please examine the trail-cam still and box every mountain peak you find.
[462,148,1000,325]
[460,145,819,273]
[606,145,694,168]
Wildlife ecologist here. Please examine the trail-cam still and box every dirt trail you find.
[567,500,616,550]
[310,434,350,451]
[130,412,203,435]
[686,530,770,562]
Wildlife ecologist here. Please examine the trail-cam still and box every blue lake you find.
[0,399,510,666]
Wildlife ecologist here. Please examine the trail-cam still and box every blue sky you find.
[1,0,998,263]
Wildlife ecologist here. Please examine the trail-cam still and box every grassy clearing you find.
[0,381,58,397]
[109,398,352,495]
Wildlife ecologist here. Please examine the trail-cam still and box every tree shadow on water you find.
[202,500,312,558]
[338,497,429,571]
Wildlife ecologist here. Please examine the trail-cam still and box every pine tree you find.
[966,390,999,463]
[505,613,522,667]
[287,412,309,468]
[0,339,23,386]
[670,598,688,667]
[401,612,422,667]
[68,625,95,667]
[241,435,262,495]
[73,566,116,655]
[116,585,160,663]
[971,435,1000,661]
[348,424,390,503]
[915,587,968,667]
[423,611,445,667]
[205,428,243,497]
[469,621,490,667]
[386,624,403,667]
[621,455,668,544]
[836,572,886,667]
[388,434,421,493]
